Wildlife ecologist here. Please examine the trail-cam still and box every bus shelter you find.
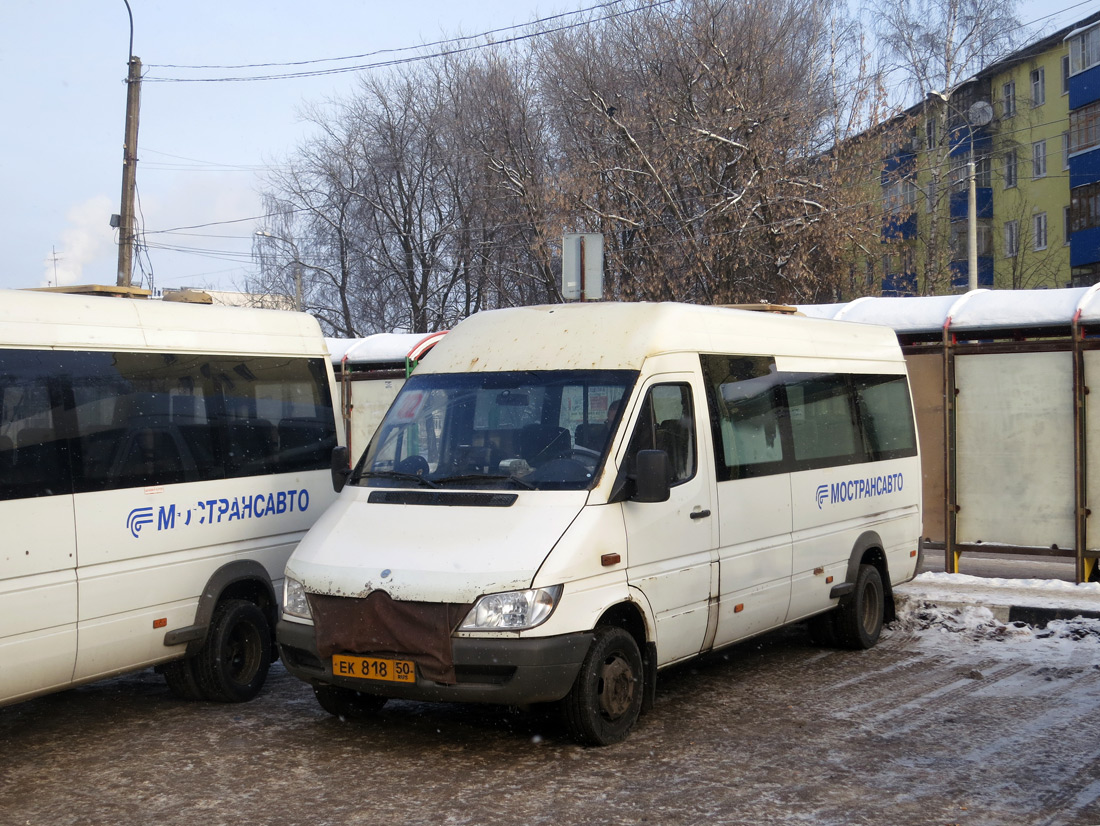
[801,287,1100,583]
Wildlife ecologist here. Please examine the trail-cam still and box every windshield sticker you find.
[126,488,312,538]
[816,474,903,509]
[392,391,426,423]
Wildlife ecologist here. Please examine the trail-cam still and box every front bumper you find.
[277,618,592,705]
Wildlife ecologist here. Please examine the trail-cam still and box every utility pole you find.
[116,54,142,288]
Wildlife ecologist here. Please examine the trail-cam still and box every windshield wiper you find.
[360,470,440,488]
[432,473,536,490]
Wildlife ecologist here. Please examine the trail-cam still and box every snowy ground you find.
[3,574,1100,826]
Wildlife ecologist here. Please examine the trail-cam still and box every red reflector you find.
[601,553,621,566]
[911,550,918,557]
[826,576,834,584]
[734,603,744,613]
[153,618,167,629]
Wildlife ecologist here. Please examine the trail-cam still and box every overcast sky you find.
[0,0,1093,297]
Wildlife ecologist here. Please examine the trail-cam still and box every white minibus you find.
[0,290,341,706]
[277,302,921,745]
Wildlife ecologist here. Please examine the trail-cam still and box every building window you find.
[1004,221,1019,257]
[1034,213,1048,251]
[1033,140,1047,178]
[1030,67,1046,106]
[883,177,917,216]
[1071,100,1100,154]
[925,118,937,151]
[951,221,992,259]
[1070,26,1100,75]
[1004,150,1017,188]
[1071,182,1100,232]
[1064,131,1071,170]
[1063,54,1071,94]
[1002,81,1016,118]
[950,152,992,191]
[1065,206,1072,245]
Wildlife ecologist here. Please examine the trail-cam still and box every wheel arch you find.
[844,530,896,624]
[166,560,279,657]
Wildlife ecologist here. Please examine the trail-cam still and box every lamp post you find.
[116,0,141,289]
[930,89,983,292]
[255,230,303,311]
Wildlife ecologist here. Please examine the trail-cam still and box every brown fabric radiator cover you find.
[310,591,472,684]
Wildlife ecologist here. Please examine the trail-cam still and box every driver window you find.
[623,383,696,485]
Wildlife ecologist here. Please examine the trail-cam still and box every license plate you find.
[332,654,416,684]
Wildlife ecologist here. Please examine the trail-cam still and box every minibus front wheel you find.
[562,626,644,746]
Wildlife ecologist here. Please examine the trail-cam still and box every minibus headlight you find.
[283,576,313,621]
[460,585,563,631]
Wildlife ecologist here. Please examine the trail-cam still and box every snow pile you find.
[893,600,1100,645]
[895,571,1100,614]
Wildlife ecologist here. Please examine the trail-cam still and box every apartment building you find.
[871,12,1097,295]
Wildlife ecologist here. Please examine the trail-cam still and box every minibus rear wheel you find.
[197,599,273,702]
[314,685,387,719]
[562,626,644,746]
[836,564,884,650]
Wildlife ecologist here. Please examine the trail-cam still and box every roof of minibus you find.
[0,289,328,356]
[417,302,905,374]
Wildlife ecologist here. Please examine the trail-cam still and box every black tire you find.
[314,685,387,720]
[562,626,644,747]
[196,599,272,703]
[162,656,207,700]
[836,564,885,650]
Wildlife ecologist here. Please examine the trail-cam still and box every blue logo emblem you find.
[126,507,155,538]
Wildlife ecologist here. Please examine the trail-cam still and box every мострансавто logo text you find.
[815,474,903,510]
[126,489,311,538]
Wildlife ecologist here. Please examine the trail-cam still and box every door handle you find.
[689,509,711,520]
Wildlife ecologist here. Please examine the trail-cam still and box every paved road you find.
[2,615,1099,826]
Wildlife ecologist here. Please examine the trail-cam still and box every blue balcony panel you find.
[950,257,994,290]
[882,213,917,240]
[1070,147,1100,189]
[1069,64,1100,110]
[882,270,917,296]
[1071,225,1100,268]
[881,151,916,182]
[948,130,992,157]
[949,188,993,221]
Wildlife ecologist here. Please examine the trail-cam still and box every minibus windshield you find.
[353,370,636,491]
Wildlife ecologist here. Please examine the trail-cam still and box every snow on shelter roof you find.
[798,286,1100,334]
[326,333,431,365]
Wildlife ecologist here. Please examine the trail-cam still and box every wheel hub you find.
[598,654,635,719]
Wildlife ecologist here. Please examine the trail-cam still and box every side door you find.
[621,375,719,666]
[700,355,793,647]
[0,352,78,704]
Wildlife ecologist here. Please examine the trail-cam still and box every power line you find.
[144,0,677,83]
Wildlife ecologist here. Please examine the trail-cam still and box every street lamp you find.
[930,89,985,293]
[255,230,303,311]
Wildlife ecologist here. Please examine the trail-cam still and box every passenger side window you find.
[853,375,918,460]
[701,354,786,481]
[623,383,696,485]
[786,375,861,465]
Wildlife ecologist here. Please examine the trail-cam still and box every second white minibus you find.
[277,302,922,745]
[0,290,341,707]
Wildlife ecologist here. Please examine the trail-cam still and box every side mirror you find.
[330,445,352,493]
[633,449,671,503]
